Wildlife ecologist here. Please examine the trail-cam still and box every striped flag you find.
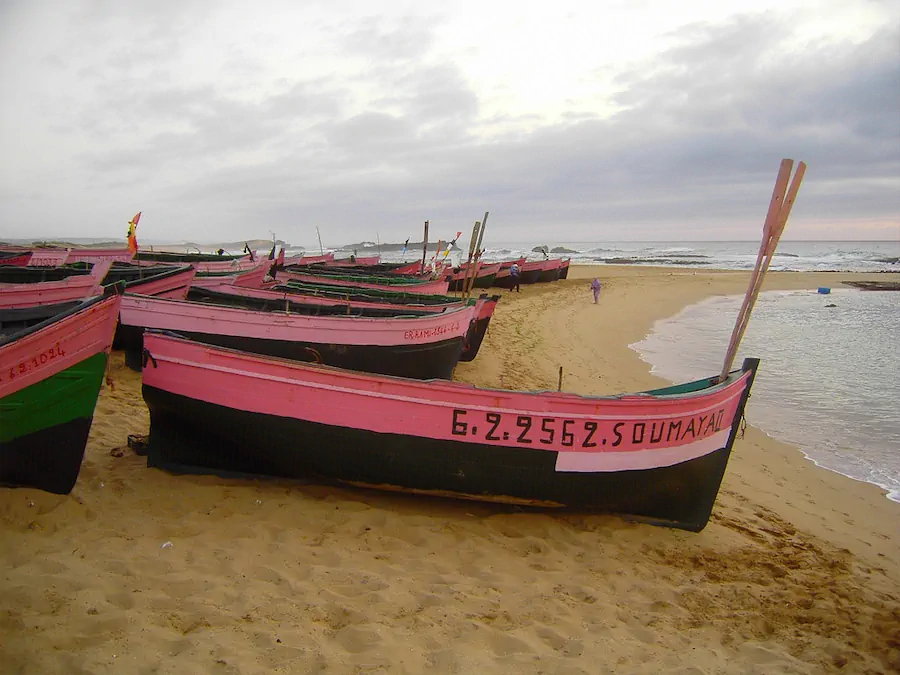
[127,212,141,254]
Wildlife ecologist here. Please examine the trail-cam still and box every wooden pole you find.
[720,160,806,381]
[461,220,480,298]
[316,227,324,256]
[420,220,430,275]
[464,211,489,300]
[557,366,563,392]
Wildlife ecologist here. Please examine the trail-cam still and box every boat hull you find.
[140,334,758,531]
[118,294,475,378]
[0,353,107,493]
[0,292,122,493]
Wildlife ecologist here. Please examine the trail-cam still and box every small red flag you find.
[127,212,141,254]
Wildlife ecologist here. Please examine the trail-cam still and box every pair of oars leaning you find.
[719,158,807,382]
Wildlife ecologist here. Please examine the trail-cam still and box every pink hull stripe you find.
[0,261,111,309]
[120,295,475,346]
[142,334,754,473]
[283,272,449,295]
[0,294,122,398]
[554,428,732,472]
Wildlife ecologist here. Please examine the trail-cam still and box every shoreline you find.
[625,284,900,506]
[1,265,898,673]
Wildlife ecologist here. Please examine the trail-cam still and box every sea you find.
[345,239,900,502]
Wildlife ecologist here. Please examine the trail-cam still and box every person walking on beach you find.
[509,262,521,292]
[591,277,602,303]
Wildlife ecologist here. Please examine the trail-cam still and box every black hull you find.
[537,268,561,283]
[459,316,490,362]
[120,325,463,380]
[558,264,570,279]
[448,273,497,292]
[473,273,498,288]
[0,418,93,494]
[519,269,541,284]
[142,381,750,531]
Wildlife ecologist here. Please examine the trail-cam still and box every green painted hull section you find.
[0,352,108,444]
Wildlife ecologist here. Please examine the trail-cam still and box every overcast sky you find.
[1,0,898,247]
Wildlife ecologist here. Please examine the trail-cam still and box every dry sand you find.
[1,266,898,674]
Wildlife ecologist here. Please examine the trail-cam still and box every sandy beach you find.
[1,265,898,674]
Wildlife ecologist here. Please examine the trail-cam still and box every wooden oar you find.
[464,212,489,300]
[461,220,481,298]
[720,159,806,381]
[420,220,430,275]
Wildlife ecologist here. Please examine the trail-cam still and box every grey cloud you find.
[1,6,897,244]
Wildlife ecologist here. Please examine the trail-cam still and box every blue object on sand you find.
[817,287,831,294]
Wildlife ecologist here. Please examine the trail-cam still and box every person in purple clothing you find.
[591,278,602,303]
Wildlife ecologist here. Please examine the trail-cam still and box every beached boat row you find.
[1,165,805,532]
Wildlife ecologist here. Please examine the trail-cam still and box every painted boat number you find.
[1,344,66,383]
[450,408,727,449]
[404,321,460,341]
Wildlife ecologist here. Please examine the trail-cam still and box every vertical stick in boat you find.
[720,159,806,381]
[316,227,324,256]
[420,220,430,275]
[464,212,490,300]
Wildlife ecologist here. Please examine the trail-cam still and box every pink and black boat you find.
[64,248,135,264]
[447,262,503,291]
[516,260,545,285]
[0,287,123,494]
[536,258,563,282]
[490,258,526,289]
[118,288,477,378]
[282,253,334,266]
[558,258,571,279]
[139,332,758,531]
[280,268,450,295]
[0,261,111,309]
[198,282,499,362]
[0,251,32,267]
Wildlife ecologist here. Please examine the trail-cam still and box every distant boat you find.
[0,288,122,494]
[280,268,450,295]
[536,258,562,282]
[447,262,503,291]
[0,251,32,267]
[0,261,111,309]
[118,288,478,378]
[140,332,758,531]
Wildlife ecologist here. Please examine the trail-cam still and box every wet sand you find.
[1,265,898,674]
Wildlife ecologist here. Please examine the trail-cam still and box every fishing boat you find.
[114,263,196,299]
[136,158,807,531]
[458,294,500,362]
[491,258,526,289]
[140,331,758,531]
[202,279,467,314]
[199,283,499,362]
[64,248,134,264]
[517,260,544,285]
[0,251,32,267]
[64,261,197,299]
[536,258,563,282]
[280,269,449,295]
[135,250,259,275]
[447,262,503,291]
[273,280,463,307]
[117,288,478,377]
[559,258,571,279]
[281,253,334,266]
[0,288,123,494]
[0,261,111,309]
